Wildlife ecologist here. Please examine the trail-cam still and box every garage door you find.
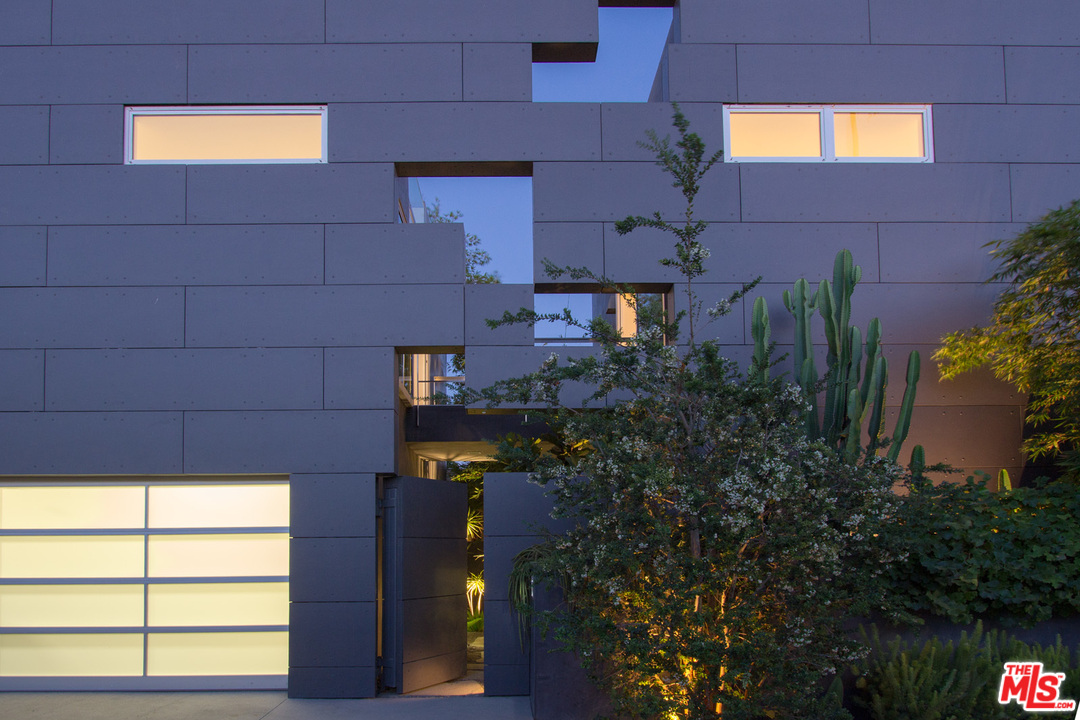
[0,477,289,690]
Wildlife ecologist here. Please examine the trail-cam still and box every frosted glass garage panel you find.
[0,585,144,628]
[0,486,145,530]
[0,536,145,579]
[148,583,288,627]
[728,112,821,157]
[148,534,288,578]
[0,634,143,677]
[149,484,289,529]
[834,112,925,158]
[128,108,326,163]
[147,632,288,676]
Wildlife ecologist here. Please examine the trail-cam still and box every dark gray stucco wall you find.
[1,0,1078,698]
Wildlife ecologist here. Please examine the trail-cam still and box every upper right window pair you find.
[723,105,933,163]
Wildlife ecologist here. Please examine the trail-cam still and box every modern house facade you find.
[1,0,1078,700]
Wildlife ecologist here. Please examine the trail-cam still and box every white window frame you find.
[124,106,328,165]
[723,104,933,163]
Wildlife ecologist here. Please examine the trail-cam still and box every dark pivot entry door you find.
[381,475,467,693]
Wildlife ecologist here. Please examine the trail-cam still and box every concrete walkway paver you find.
[0,692,533,720]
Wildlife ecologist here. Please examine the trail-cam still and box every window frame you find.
[722,104,933,164]
[124,105,328,165]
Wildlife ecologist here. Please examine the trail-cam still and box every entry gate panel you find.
[381,476,466,693]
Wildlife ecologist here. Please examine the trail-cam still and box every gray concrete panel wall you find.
[188,45,462,104]
[289,602,375,667]
[0,287,183,349]
[0,412,182,474]
[869,0,1080,46]
[52,0,326,45]
[48,225,324,286]
[0,167,185,225]
[1010,165,1080,221]
[0,227,46,286]
[326,224,464,285]
[44,349,323,411]
[534,161,740,222]
[48,106,123,164]
[680,0,869,44]
[325,0,597,43]
[608,222,880,285]
[186,165,394,224]
[1005,48,1080,104]
[534,223,605,283]
[330,103,600,162]
[0,107,48,164]
[882,345,1022,409]
[0,46,186,104]
[735,45,1005,104]
[740,164,1012,222]
[464,44,531,101]
[878,224,1023,283]
[183,411,395,474]
[290,474,376,539]
[601,103,724,162]
[665,45,738,103]
[185,285,464,347]
[0,351,44,411]
[935,105,1080,163]
[0,0,50,45]
[290,538,377,602]
[466,284,534,346]
[324,348,397,410]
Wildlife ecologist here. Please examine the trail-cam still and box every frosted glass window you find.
[728,112,822,158]
[148,583,288,627]
[0,585,144,628]
[0,486,144,530]
[126,107,326,164]
[147,632,288,676]
[149,484,288,529]
[148,534,288,578]
[0,634,143,677]
[0,536,145,579]
[834,112,925,158]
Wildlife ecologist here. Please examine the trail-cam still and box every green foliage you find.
[853,622,1078,720]
[887,473,1080,626]
[935,199,1080,479]
[752,250,922,465]
[473,106,904,720]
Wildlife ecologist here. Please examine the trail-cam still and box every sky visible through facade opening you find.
[415,7,673,288]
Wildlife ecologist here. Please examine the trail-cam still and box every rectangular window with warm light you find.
[125,106,327,164]
[724,105,932,163]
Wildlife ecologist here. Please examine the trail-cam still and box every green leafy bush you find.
[888,474,1080,626]
[853,622,1078,720]
[935,200,1080,480]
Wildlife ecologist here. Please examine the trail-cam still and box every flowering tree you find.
[474,107,903,719]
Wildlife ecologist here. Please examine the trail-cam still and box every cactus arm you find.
[844,387,863,463]
[864,355,887,456]
[887,350,921,463]
[751,296,771,383]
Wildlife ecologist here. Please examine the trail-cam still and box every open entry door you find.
[380,476,467,693]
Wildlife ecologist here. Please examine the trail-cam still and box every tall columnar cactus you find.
[753,249,923,464]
